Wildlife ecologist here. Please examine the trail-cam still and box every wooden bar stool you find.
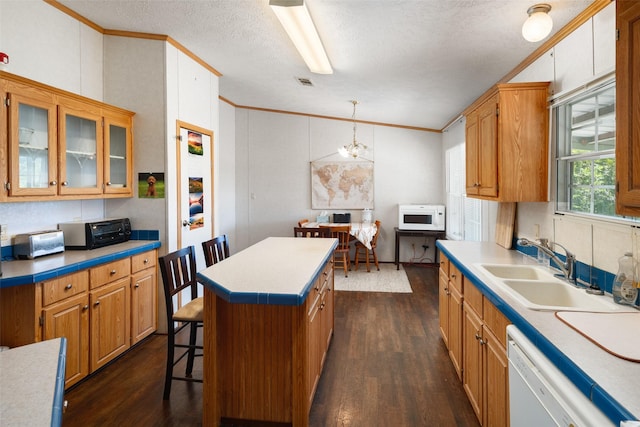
[158,246,203,400]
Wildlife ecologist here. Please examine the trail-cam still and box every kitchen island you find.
[437,240,639,424]
[197,237,337,427]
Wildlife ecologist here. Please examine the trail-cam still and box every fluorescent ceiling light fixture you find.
[522,3,553,42]
[269,0,333,74]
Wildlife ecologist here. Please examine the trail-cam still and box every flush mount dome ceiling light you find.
[522,3,553,42]
[269,0,333,74]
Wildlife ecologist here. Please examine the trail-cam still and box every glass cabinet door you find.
[103,114,132,195]
[8,92,57,196]
[58,104,103,195]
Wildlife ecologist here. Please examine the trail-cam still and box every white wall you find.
[508,2,632,276]
[0,1,107,240]
[0,3,224,265]
[231,108,443,263]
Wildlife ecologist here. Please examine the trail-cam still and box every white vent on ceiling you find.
[295,77,314,87]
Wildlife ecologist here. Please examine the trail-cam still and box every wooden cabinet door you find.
[483,325,509,427]
[103,111,133,196]
[90,277,131,372]
[477,95,499,198]
[57,101,103,196]
[465,110,480,195]
[131,267,157,345]
[463,303,483,423]
[6,89,58,197]
[438,268,450,346]
[448,285,463,380]
[307,296,322,406]
[615,0,640,215]
[43,293,90,388]
[321,266,334,352]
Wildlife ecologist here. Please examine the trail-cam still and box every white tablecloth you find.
[304,222,377,249]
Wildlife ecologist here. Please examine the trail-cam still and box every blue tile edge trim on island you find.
[197,239,338,306]
[436,240,636,426]
[52,337,67,427]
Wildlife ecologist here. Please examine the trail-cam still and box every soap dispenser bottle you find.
[612,252,638,305]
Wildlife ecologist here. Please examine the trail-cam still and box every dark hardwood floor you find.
[62,264,480,427]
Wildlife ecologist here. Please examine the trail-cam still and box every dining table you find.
[302,221,377,249]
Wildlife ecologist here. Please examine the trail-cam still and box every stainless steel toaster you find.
[13,230,65,259]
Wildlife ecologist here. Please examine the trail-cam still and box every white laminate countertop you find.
[197,237,338,305]
[0,338,66,427]
[438,240,640,422]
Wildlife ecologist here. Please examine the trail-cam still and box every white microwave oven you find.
[398,204,445,231]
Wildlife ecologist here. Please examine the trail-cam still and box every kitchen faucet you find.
[517,238,577,285]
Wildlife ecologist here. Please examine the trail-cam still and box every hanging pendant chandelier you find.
[338,100,367,159]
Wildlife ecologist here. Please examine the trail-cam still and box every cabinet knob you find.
[50,180,57,186]
[61,181,68,186]
[65,283,72,290]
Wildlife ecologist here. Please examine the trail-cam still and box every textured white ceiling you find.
[56,0,594,130]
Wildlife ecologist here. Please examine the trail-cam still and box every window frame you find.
[553,77,633,224]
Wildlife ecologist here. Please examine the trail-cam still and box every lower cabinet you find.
[90,276,131,372]
[42,292,90,387]
[0,248,158,388]
[439,258,510,427]
[307,258,334,407]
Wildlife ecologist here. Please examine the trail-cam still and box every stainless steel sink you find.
[476,263,621,312]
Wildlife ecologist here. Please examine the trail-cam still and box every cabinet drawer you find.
[42,271,89,306]
[449,263,463,293]
[89,258,131,289]
[131,250,156,274]
[439,253,450,276]
[464,282,483,317]
[483,297,510,349]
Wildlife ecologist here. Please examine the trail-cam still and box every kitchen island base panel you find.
[204,288,332,427]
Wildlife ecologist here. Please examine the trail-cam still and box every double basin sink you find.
[476,263,622,312]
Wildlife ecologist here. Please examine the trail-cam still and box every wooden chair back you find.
[158,246,199,314]
[329,225,351,250]
[298,218,310,227]
[294,226,330,238]
[370,220,381,248]
[202,235,230,267]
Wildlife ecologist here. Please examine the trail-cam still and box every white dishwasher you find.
[507,325,614,427]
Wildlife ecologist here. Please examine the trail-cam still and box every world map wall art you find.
[311,161,374,209]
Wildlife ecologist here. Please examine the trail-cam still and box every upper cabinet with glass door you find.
[103,112,133,196]
[6,87,58,197]
[0,71,134,202]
